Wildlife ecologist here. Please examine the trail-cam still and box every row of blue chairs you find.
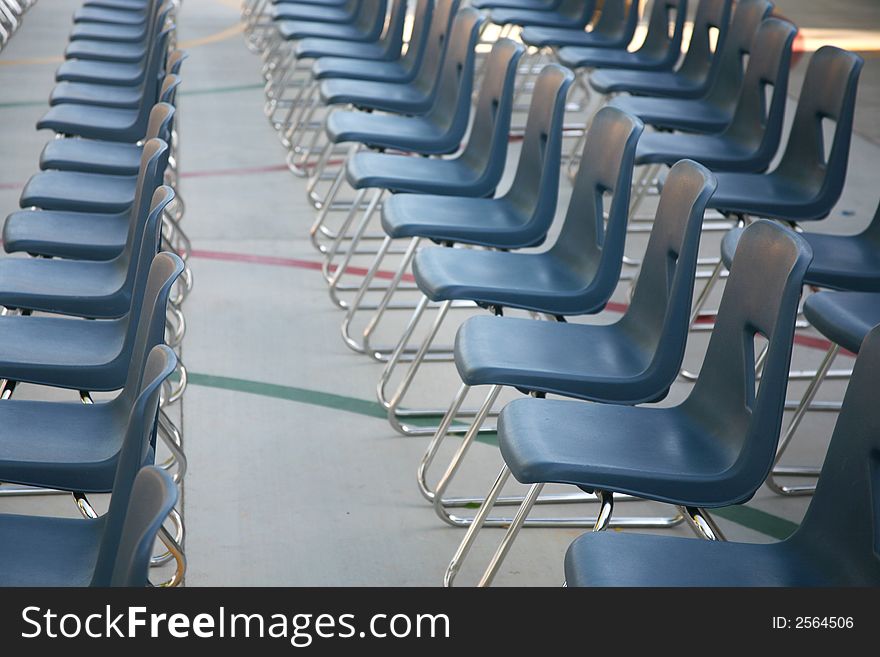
[0,0,36,51]
[244,0,880,586]
[0,0,191,586]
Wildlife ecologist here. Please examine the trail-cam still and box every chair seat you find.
[0,513,102,587]
[295,37,390,60]
[312,57,409,83]
[722,227,880,292]
[454,316,663,400]
[0,257,128,317]
[636,132,758,171]
[55,59,145,86]
[608,95,730,133]
[497,397,747,507]
[590,69,705,98]
[325,111,452,154]
[564,532,833,587]
[21,170,136,214]
[383,195,546,247]
[557,45,672,71]
[521,26,623,49]
[270,4,353,22]
[69,22,146,43]
[803,292,880,354]
[74,6,148,25]
[84,0,150,10]
[490,8,587,29]
[38,104,141,143]
[0,314,127,391]
[472,0,555,10]
[320,78,431,114]
[50,81,145,109]
[41,138,143,176]
[709,171,820,220]
[4,208,129,260]
[278,20,375,42]
[64,39,148,64]
[0,400,128,491]
[345,152,491,196]
[273,0,349,5]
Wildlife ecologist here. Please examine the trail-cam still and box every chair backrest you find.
[675,0,731,86]
[427,9,485,138]
[682,221,812,505]
[501,64,574,225]
[616,160,716,400]
[117,241,183,411]
[93,342,179,586]
[110,465,179,587]
[721,17,796,171]
[414,0,461,94]
[158,74,181,107]
[354,0,389,39]
[790,323,880,583]
[145,103,175,151]
[703,0,773,112]
[134,24,174,134]
[591,0,640,46]
[550,107,644,301]
[401,0,434,74]
[459,38,525,194]
[638,0,688,67]
[557,0,596,25]
[773,46,864,219]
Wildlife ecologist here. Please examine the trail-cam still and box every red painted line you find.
[0,181,23,191]
[180,163,289,179]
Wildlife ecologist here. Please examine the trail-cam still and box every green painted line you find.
[712,505,799,541]
[185,370,800,539]
[0,82,264,110]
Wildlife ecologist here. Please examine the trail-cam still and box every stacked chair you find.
[0,0,190,586]
[0,0,36,51]
[244,0,880,587]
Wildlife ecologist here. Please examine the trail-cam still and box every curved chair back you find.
[638,0,688,68]
[93,341,179,585]
[414,0,462,95]
[427,9,487,146]
[790,323,880,582]
[702,0,773,114]
[721,18,796,171]
[459,38,525,196]
[110,465,179,587]
[675,0,732,89]
[555,0,596,26]
[591,0,640,47]
[617,160,716,400]
[773,46,864,219]
[682,221,812,505]
[550,107,644,304]
[132,24,174,137]
[354,0,390,41]
[158,74,181,106]
[378,0,410,59]
[400,0,435,75]
[502,64,574,231]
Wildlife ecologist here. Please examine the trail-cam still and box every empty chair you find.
[565,321,880,587]
[609,0,773,134]
[588,0,732,100]
[275,0,387,42]
[487,0,596,31]
[520,0,639,50]
[453,221,811,586]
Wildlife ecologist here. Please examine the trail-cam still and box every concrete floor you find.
[0,0,877,586]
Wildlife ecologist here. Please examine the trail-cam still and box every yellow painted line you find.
[178,21,244,48]
[0,54,63,67]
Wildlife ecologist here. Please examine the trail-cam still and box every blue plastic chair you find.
[557,0,687,72]
[65,0,167,63]
[271,0,361,23]
[460,221,812,586]
[565,321,880,587]
[589,0,731,100]
[316,0,460,116]
[322,8,483,155]
[488,0,596,30]
[74,0,156,26]
[292,0,406,62]
[309,0,432,84]
[0,345,180,587]
[472,0,558,10]
[633,17,796,173]
[609,0,773,133]
[707,46,864,221]
[277,0,387,42]
[520,0,639,50]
